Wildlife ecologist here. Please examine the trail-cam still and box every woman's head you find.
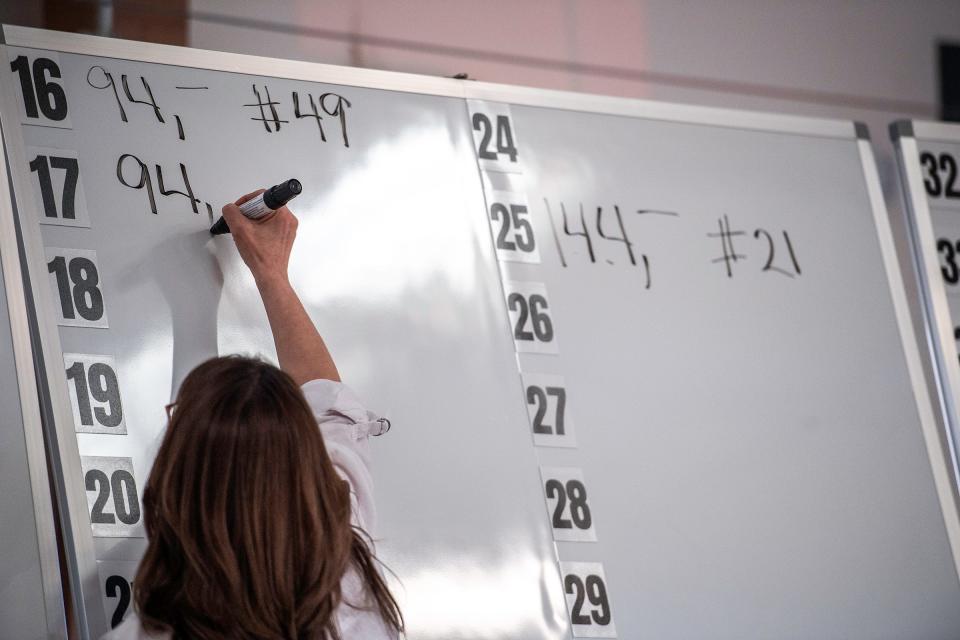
[135,356,401,639]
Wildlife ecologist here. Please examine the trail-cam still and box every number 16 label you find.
[560,562,617,638]
[45,247,109,328]
[503,281,558,354]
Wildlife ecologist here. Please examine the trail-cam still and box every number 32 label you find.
[560,562,617,638]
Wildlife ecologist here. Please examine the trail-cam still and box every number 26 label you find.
[503,281,558,354]
[560,562,617,637]
[45,247,109,328]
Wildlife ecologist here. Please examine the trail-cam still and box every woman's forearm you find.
[256,274,340,385]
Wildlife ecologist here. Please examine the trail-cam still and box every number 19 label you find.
[64,354,126,434]
[45,247,109,328]
[468,100,522,174]
[560,562,617,638]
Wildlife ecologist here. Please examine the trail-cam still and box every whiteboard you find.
[0,122,66,637]
[2,24,960,640]
[461,90,960,638]
[892,120,960,521]
[0,27,566,639]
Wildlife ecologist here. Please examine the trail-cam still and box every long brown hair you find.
[135,356,403,639]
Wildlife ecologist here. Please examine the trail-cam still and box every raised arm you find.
[221,191,340,385]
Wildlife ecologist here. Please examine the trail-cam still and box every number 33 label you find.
[560,562,617,638]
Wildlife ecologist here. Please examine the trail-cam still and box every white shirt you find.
[101,379,397,640]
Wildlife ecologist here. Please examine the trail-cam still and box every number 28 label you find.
[560,562,617,638]
[468,100,521,174]
[45,247,109,328]
[503,281,558,354]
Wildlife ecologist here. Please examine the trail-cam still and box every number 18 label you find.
[45,247,109,328]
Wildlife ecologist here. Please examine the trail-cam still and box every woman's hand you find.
[221,189,299,286]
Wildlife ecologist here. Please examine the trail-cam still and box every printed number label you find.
[504,281,558,354]
[27,147,90,227]
[559,562,617,638]
[80,456,144,538]
[920,151,960,199]
[488,190,540,264]
[937,237,960,287]
[522,373,576,447]
[8,49,72,128]
[468,100,522,173]
[97,561,137,629]
[540,467,597,542]
[64,354,126,434]
[45,247,109,328]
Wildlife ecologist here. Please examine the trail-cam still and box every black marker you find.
[210,178,302,235]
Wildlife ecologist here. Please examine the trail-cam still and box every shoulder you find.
[99,613,169,640]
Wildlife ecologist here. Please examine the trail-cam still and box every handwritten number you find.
[596,205,635,265]
[156,163,199,213]
[562,203,596,262]
[117,154,157,214]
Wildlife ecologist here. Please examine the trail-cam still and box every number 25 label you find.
[560,562,617,638]
[468,100,521,174]
[503,281,558,354]
[45,247,109,328]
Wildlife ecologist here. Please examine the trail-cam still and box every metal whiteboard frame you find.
[0,91,67,637]
[2,23,959,635]
[891,120,960,548]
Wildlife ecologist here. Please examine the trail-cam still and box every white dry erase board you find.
[1,25,960,640]
[0,122,66,637]
[892,121,960,499]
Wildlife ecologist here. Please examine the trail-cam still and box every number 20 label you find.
[560,562,617,638]
[503,281,558,354]
[468,100,521,174]
[80,456,144,538]
[64,353,126,434]
[45,247,109,328]
[97,561,137,629]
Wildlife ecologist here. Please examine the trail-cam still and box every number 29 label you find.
[560,562,617,638]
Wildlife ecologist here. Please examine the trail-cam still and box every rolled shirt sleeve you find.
[300,379,384,534]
